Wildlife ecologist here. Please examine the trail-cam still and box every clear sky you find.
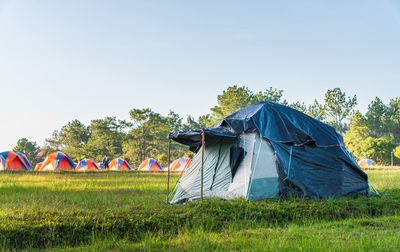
[0,0,399,150]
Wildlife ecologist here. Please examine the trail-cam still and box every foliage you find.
[344,115,396,165]
[344,98,400,165]
[123,108,188,167]
[324,88,357,134]
[289,101,307,113]
[43,120,90,161]
[207,85,288,125]
[394,146,400,160]
[182,115,202,131]
[307,99,326,121]
[307,88,357,134]
[85,117,127,162]
[12,138,42,165]
[12,85,400,167]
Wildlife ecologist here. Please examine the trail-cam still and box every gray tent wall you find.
[171,132,279,203]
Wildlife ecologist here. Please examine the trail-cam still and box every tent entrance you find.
[170,132,280,203]
[247,134,279,200]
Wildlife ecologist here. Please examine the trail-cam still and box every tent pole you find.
[391,150,395,166]
[167,138,171,203]
[201,131,205,201]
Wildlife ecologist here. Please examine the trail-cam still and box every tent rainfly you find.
[168,102,370,204]
[0,151,32,171]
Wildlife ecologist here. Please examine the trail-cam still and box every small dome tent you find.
[76,159,99,171]
[169,157,191,171]
[109,158,132,170]
[38,152,75,171]
[138,158,162,171]
[358,159,376,167]
[34,162,43,171]
[0,151,32,171]
[168,102,369,203]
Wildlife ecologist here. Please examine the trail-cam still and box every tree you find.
[394,146,400,160]
[344,112,396,165]
[43,130,62,155]
[206,86,288,125]
[251,87,287,104]
[387,98,400,143]
[43,120,90,160]
[157,154,168,166]
[13,138,42,166]
[167,110,183,132]
[123,109,187,167]
[182,116,202,131]
[210,86,253,122]
[307,100,327,121]
[85,117,126,162]
[289,101,307,113]
[197,114,213,128]
[323,88,357,134]
[364,97,391,138]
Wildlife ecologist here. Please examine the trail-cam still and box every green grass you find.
[0,169,400,251]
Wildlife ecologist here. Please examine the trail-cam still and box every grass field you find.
[1,169,400,251]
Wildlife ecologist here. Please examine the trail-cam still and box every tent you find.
[34,162,43,171]
[138,158,162,171]
[76,159,99,171]
[98,163,105,170]
[169,157,191,171]
[37,152,75,171]
[358,159,376,167]
[108,158,132,170]
[0,151,32,170]
[168,102,369,203]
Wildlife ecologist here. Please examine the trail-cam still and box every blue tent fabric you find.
[16,152,32,170]
[0,151,9,167]
[0,151,32,170]
[55,152,75,170]
[169,102,369,199]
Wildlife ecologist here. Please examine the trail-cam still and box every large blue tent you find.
[169,102,369,203]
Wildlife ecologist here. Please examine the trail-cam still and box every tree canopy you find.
[14,85,400,166]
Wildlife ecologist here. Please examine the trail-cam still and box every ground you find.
[1,168,400,251]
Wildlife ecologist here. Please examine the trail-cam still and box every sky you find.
[0,0,399,150]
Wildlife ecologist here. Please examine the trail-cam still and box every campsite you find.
[1,1,400,251]
[1,167,400,250]
[1,97,400,250]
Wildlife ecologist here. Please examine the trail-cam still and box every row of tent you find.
[0,151,192,172]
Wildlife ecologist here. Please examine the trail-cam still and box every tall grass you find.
[0,169,400,250]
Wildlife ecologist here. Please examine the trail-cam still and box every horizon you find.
[1,0,399,150]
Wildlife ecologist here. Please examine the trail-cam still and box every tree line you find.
[13,86,400,166]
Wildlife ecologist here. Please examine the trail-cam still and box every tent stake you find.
[167,138,171,203]
[201,131,205,201]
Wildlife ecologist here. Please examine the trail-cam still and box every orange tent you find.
[169,157,191,171]
[138,158,162,171]
[0,151,32,171]
[34,162,43,171]
[37,152,75,171]
[75,159,99,171]
[108,158,132,170]
[358,159,376,167]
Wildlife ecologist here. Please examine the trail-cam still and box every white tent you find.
[171,133,279,203]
